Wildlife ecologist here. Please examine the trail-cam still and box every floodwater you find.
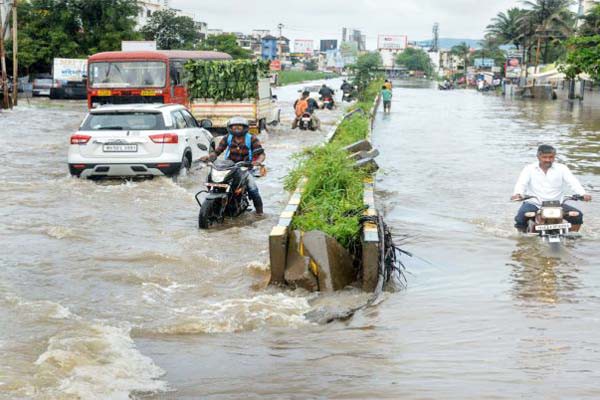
[1,79,599,399]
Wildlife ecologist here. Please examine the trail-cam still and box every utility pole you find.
[11,0,16,106]
[277,23,284,61]
[0,1,10,109]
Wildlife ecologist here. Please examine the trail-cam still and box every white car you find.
[68,104,214,178]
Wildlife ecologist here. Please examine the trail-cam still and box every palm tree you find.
[487,7,528,49]
[521,0,576,66]
[451,42,471,82]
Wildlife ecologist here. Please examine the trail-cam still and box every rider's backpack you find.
[295,99,309,117]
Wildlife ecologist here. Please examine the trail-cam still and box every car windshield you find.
[83,112,165,131]
[89,61,166,88]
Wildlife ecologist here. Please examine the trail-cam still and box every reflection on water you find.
[508,238,581,304]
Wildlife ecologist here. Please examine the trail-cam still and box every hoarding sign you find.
[505,57,522,78]
[320,40,338,52]
[294,39,314,54]
[270,59,281,71]
[53,58,88,82]
[377,35,408,50]
[121,41,157,51]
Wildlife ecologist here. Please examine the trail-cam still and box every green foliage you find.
[451,42,471,71]
[184,59,270,101]
[560,35,600,80]
[199,34,251,59]
[472,36,508,68]
[290,145,367,248]
[11,0,140,74]
[350,52,382,95]
[277,70,338,86]
[579,4,600,36]
[141,9,199,50]
[486,7,527,50]
[284,79,380,248]
[303,59,318,71]
[395,47,433,75]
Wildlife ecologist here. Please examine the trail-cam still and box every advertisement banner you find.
[294,39,314,55]
[505,57,522,78]
[53,58,88,82]
[377,35,408,50]
[270,59,282,71]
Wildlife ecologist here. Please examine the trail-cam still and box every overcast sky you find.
[171,0,523,48]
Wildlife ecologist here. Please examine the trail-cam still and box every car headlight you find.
[211,169,229,183]
[542,207,562,219]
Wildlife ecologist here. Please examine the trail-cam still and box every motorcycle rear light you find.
[568,211,580,217]
[70,134,91,145]
[150,133,179,144]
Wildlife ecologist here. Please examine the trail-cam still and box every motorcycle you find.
[515,195,584,244]
[321,96,334,110]
[196,160,260,229]
[342,88,355,102]
[298,112,316,131]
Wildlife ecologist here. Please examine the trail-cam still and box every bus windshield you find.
[89,61,166,88]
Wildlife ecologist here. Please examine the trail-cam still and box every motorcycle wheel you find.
[198,198,217,229]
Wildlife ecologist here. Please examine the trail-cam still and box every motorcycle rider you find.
[340,80,353,93]
[292,91,320,130]
[200,117,265,215]
[318,83,335,106]
[511,144,592,232]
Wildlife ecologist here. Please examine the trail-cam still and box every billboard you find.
[294,39,314,54]
[377,35,408,50]
[505,57,522,78]
[320,40,338,52]
[53,58,87,82]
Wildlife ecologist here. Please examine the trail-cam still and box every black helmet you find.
[227,116,249,137]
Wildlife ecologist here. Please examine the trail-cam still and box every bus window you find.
[170,61,185,86]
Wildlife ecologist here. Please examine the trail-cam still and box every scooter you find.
[196,160,259,229]
[515,195,584,244]
[298,112,317,131]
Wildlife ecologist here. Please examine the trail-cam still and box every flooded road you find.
[2,80,600,399]
[373,81,600,399]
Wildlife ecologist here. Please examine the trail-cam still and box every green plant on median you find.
[285,145,367,248]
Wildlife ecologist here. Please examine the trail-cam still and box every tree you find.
[472,36,508,70]
[198,34,251,59]
[10,0,140,74]
[578,4,600,36]
[451,42,471,74]
[486,7,527,49]
[304,59,318,71]
[350,52,382,96]
[522,0,575,66]
[141,9,199,50]
[395,47,433,75]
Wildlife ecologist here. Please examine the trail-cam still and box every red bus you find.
[87,50,231,109]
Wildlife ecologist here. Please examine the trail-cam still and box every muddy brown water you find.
[2,80,600,399]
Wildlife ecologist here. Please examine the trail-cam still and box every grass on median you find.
[278,70,339,86]
[283,79,383,248]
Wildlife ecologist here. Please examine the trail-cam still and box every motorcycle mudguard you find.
[206,193,228,201]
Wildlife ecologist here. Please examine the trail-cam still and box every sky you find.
[171,0,523,49]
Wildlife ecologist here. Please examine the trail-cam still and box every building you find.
[207,29,224,36]
[342,28,366,52]
[261,35,278,60]
[136,0,170,29]
[320,40,338,52]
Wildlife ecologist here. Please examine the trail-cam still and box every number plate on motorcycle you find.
[535,223,570,231]
[103,144,138,152]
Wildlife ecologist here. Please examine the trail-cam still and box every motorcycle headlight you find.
[210,169,230,183]
[542,207,562,219]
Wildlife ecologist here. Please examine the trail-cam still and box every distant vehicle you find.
[68,103,213,179]
[32,75,53,97]
[86,50,232,109]
[51,58,88,100]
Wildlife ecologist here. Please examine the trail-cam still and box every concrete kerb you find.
[268,94,383,290]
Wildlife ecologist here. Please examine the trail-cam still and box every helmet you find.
[226,116,249,137]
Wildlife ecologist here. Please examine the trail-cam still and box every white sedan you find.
[68,104,214,178]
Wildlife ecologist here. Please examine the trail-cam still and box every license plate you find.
[103,144,138,152]
[535,223,570,231]
[141,90,157,96]
[97,90,112,96]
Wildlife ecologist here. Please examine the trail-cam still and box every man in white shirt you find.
[511,145,592,232]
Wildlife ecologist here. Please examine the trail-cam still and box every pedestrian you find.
[381,85,392,113]
[384,79,392,90]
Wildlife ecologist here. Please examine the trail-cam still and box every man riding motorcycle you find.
[340,80,353,93]
[292,91,320,130]
[200,117,266,215]
[318,84,335,107]
[511,144,592,232]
